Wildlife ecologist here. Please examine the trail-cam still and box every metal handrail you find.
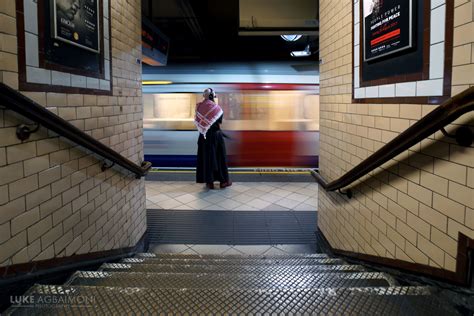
[312,87,474,197]
[0,83,152,178]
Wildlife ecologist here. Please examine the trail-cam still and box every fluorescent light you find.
[142,81,173,85]
[290,45,311,57]
[281,35,302,42]
[290,51,310,57]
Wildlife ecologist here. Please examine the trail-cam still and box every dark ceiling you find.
[142,0,318,63]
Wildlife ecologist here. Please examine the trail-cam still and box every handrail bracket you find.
[440,126,473,147]
[101,161,115,172]
[16,123,40,141]
[338,188,353,199]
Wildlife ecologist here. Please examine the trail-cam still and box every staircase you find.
[5,252,461,315]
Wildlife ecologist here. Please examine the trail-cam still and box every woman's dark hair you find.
[208,88,215,101]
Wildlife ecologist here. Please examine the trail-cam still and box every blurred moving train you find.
[142,62,320,168]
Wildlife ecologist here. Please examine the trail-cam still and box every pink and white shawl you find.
[194,99,223,138]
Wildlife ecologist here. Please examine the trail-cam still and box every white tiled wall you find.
[51,71,71,87]
[319,0,474,272]
[0,0,146,266]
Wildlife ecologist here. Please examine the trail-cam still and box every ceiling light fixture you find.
[290,45,311,57]
[281,35,302,42]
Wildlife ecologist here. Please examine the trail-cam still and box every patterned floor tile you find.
[218,188,241,197]
[158,199,182,209]
[175,193,199,204]
[274,244,319,254]
[263,246,288,256]
[231,184,253,193]
[232,245,272,255]
[245,198,272,209]
[149,243,319,256]
[279,184,303,193]
[274,198,301,209]
[232,205,260,211]
[150,244,190,254]
[297,187,318,197]
[262,204,290,211]
[189,191,213,200]
[190,244,233,255]
[293,203,316,211]
[145,181,319,212]
[286,192,310,203]
[165,191,190,198]
[258,184,278,192]
[245,189,269,199]
[305,198,318,207]
[259,193,284,204]
[148,194,172,204]
[201,203,220,210]
[203,194,228,204]
[147,202,161,209]
[186,199,214,210]
[271,188,293,198]
[172,204,195,210]
[221,247,245,255]
[215,199,242,210]
[179,248,200,255]
[231,193,255,204]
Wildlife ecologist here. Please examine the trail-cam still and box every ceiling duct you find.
[239,0,318,36]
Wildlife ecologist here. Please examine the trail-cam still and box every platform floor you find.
[145,181,319,211]
[145,178,319,252]
[149,243,320,255]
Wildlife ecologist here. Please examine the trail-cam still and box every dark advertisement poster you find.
[363,0,414,61]
[52,0,100,53]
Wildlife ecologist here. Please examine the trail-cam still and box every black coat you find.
[196,115,229,183]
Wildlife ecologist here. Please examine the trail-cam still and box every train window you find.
[143,90,319,132]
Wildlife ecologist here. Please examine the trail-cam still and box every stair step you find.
[135,252,329,259]
[121,257,346,266]
[6,285,460,315]
[100,263,367,274]
[66,271,392,289]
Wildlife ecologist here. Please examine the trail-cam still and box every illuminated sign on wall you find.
[363,0,415,61]
[142,18,169,66]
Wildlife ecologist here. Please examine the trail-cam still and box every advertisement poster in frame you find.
[52,0,100,53]
[363,0,415,62]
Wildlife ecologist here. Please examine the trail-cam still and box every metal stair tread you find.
[135,252,329,259]
[65,270,393,289]
[5,285,460,315]
[121,257,346,266]
[100,262,368,273]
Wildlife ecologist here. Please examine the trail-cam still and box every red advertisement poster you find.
[363,0,414,61]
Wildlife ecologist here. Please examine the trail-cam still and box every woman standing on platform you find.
[194,88,232,189]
